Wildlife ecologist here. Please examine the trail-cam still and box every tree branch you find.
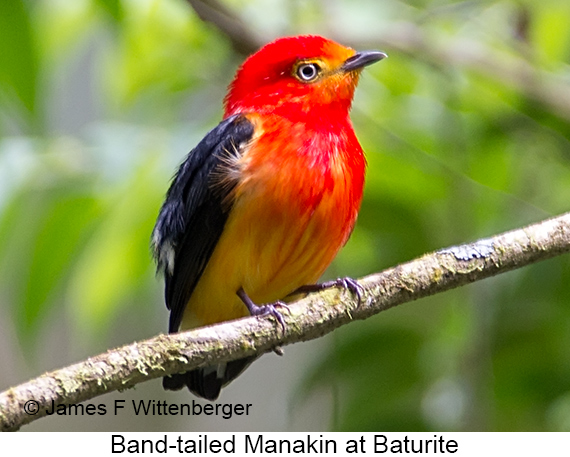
[184,0,570,123]
[186,0,263,55]
[357,22,570,123]
[1,212,570,431]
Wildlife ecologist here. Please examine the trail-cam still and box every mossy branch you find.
[1,212,570,431]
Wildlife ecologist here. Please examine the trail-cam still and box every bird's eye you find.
[296,63,321,82]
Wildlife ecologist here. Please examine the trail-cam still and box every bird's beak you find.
[342,50,387,72]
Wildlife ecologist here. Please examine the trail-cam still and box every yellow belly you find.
[180,197,340,328]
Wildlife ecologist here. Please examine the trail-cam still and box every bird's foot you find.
[237,288,290,331]
[294,277,365,305]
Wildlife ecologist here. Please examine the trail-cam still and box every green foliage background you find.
[1,0,570,431]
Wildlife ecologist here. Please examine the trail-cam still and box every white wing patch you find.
[152,229,176,275]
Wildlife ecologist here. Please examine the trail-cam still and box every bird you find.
[152,35,386,400]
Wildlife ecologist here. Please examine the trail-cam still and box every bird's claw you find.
[247,301,289,331]
[292,277,365,306]
[238,287,290,332]
[326,277,365,306]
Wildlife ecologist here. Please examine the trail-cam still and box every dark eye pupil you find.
[298,63,319,81]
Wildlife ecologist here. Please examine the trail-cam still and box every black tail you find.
[162,356,257,400]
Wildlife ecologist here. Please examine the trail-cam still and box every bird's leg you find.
[293,277,365,305]
[237,287,290,331]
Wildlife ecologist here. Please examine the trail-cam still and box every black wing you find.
[152,114,254,333]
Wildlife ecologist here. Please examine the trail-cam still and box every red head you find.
[224,35,386,120]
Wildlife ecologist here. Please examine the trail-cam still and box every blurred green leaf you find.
[0,180,101,347]
[95,0,124,22]
[0,0,40,126]
[19,192,102,341]
[299,325,427,431]
[531,3,570,64]
[67,156,163,344]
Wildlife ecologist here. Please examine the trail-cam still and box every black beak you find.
[342,50,387,72]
